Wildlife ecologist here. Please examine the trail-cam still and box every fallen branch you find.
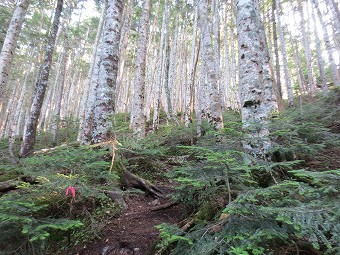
[33,143,79,155]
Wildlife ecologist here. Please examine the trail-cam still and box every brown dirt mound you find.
[76,187,185,255]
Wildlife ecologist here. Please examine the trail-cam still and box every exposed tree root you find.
[151,201,179,211]
[102,170,165,208]
[101,169,165,208]
[121,170,164,198]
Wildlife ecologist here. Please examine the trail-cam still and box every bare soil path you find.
[76,186,184,255]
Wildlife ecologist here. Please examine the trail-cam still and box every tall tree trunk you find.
[213,0,221,105]
[185,5,198,127]
[152,1,169,131]
[51,32,69,144]
[329,0,340,23]
[130,0,152,138]
[198,0,223,130]
[230,3,240,110]
[289,32,307,95]
[223,5,231,109]
[297,0,315,94]
[115,0,133,110]
[197,39,206,137]
[91,0,124,143]
[326,0,340,51]
[78,2,106,143]
[51,1,75,144]
[163,30,178,124]
[275,0,294,106]
[8,48,35,162]
[0,0,29,104]
[1,85,17,138]
[236,0,278,160]
[271,0,282,100]
[310,2,328,93]
[20,0,63,157]
[312,0,340,87]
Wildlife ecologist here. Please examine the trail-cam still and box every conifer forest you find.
[1,0,340,254]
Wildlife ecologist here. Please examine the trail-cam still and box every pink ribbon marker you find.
[65,186,76,198]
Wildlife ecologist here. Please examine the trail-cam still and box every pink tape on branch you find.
[65,186,76,198]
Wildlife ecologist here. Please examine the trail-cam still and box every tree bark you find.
[0,0,29,103]
[289,32,307,96]
[310,3,328,93]
[198,0,224,130]
[236,0,278,160]
[312,0,340,87]
[152,1,169,131]
[271,0,282,100]
[51,34,69,144]
[297,0,315,94]
[20,0,63,157]
[91,0,125,143]
[78,3,106,143]
[185,5,198,128]
[130,0,152,138]
[275,0,294,106]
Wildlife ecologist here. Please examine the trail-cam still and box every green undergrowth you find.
[0,90,339,255]
[155,90,340,255]
[0,145,121,254]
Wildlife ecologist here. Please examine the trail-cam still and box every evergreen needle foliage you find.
[158,92,340,255]
[0,144,121,254]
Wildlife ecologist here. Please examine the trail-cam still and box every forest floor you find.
[74,146,340,255]
[76,184,186,255]
[303,146,340,171]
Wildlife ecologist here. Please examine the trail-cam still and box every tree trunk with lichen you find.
[312,0,340,87]
[297,0,315,94]
[311,3,328,93]
[78,2,106,144]
[91,0,124,143]
[152,1,169,131]
[275,0,294,106]
[130,0,152,138]
[0,0,29,104]
[20,0,63,157]
[185,5,198,128]
[236,0,277,160]
[198,0,223,130]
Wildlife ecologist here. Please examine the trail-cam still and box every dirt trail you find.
[77,186,184,255]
